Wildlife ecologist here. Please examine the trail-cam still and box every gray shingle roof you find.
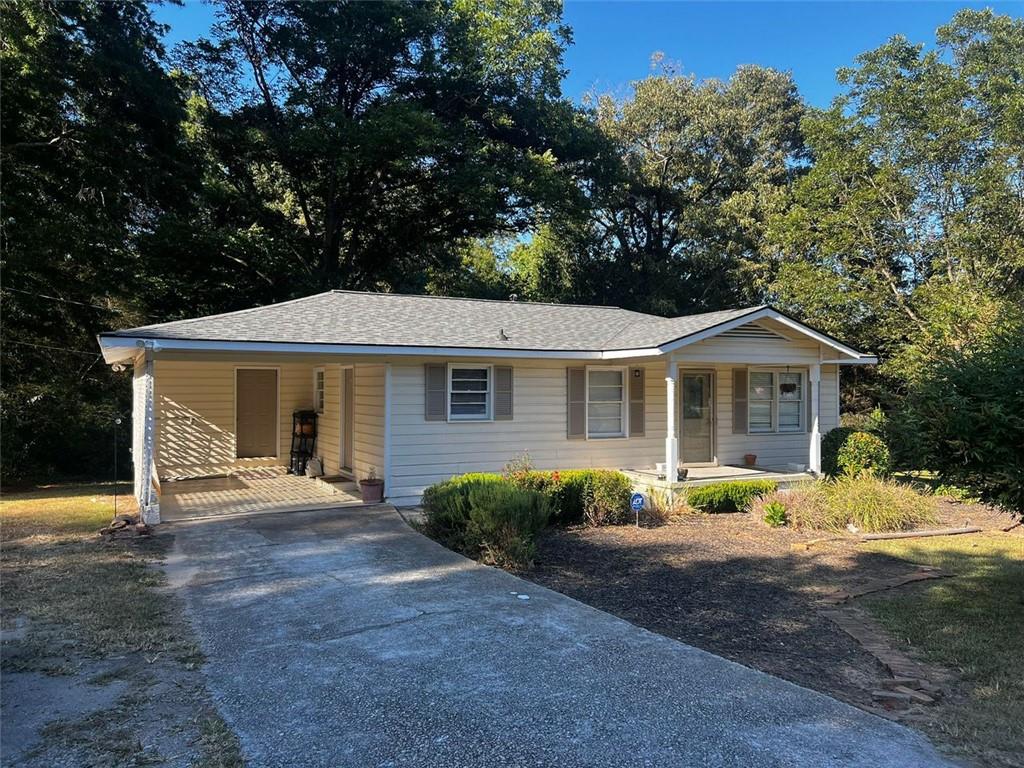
[101,290,769,353]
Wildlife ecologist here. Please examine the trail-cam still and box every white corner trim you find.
[383,363,393,500]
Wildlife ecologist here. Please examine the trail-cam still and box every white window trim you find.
[313,367,326,415]
[446,363,493,422]
[747,367,807,435]
[585,365,629,440]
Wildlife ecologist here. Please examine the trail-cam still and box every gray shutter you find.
[628,367,645,437]
[732,368,748,434]
[425,363,446,421]
[494,366,513,420]
[567,367,586,439]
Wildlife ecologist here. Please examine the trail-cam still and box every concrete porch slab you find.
[160,466,363,522]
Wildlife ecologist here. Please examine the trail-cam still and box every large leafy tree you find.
[173,0,586,297]
[514,61,806,315]
[768,9,1024,365]
[1,1,193,480]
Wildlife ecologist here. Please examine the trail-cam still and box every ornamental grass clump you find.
[750,483,829,530]
[822,474,938,533]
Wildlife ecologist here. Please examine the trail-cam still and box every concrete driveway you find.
[166,506,951,768]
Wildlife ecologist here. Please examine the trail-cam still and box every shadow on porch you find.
[160,466,364,522]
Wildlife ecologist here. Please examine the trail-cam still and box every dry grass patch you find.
[1,485,198,666]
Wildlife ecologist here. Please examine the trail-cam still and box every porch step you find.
[312,475,358,495]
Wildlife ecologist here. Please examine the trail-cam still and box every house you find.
[97,291,875,523]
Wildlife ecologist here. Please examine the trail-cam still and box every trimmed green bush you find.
[836,431,890,477]
[684,479,777,513]
[421,474,549,568]
[511,469,633,526]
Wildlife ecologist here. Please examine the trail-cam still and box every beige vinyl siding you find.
[352,364,386,483]
[707,362,839,468]
[153,359,316,478]
[388,358,667,503]
[676,318,822,365]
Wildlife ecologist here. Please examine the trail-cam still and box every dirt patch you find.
[525,500,1016,714]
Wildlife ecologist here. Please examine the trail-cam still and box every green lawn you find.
[861,533,1024,767]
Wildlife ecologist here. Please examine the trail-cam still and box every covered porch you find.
[621,464,814,493]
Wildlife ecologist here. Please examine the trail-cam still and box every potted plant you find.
[359,467,384,503]
[743,453,757,467]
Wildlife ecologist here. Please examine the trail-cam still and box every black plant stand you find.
[290,410,318,475]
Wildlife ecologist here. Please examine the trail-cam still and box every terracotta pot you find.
[359,478,384,503]
[744,453,757,467]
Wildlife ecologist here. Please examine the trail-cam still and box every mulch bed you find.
[525,499,1014,711]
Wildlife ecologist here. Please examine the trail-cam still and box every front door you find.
[681,372,714,464]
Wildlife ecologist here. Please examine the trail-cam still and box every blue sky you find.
[154,1,1023,108]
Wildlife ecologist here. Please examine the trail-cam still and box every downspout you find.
[138,340,161,524]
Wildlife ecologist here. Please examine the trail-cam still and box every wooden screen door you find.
[236,369,278,458]
[341,367,354,473]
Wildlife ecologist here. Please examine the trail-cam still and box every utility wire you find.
[1,286,145,316]
[2,339,101,357]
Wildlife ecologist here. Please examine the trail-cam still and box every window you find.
[313,368,325,414]
[748,369,804,434]
[448,366,491,420]
[587,368,626,438]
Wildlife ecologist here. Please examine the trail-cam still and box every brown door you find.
[236,369,278,458]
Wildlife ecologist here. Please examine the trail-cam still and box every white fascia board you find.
[823,356,878,365]
[599,347,664,360]
[767,314,866,359]
[98,336,605,362]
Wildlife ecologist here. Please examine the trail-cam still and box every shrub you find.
[421,474,550,568]
[463,483,550,569]
[684,480,777,513]
[835,431,891,477]
[822,474,938,533]
[643,486,692,525]
[511,469,632,526]
[762,500,787,528]
[821,427,856,477]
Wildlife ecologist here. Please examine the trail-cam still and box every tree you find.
[903,326,1024,518]
[1,1,193,481]
[516,61,806,315]
[768,9,1024,363]
[175,0,587,295]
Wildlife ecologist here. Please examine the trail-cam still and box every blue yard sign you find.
[630,492,645,527]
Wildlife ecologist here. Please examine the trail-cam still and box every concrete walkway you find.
[166,506,951,768]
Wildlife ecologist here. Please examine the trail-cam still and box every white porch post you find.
[665,360,679,482]
[809,363,821,475]
[137,341,160,524]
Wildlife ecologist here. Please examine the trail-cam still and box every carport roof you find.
[98,290,872,362]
